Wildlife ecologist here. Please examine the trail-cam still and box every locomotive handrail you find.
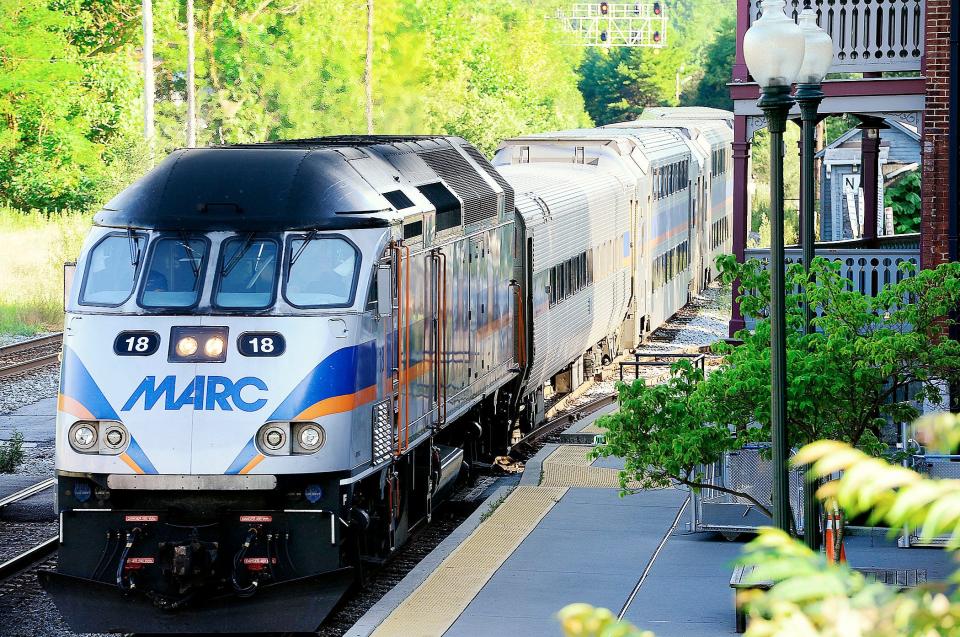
[391,242,412,456]
[432,249,448,427]
[403,244,411,451]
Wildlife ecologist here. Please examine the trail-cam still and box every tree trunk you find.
[186,0,196,147]
[365,0,374,134]
[142,0,155,161]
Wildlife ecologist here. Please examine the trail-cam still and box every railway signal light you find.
[599,2,609,15]
[600,30,608,42]
[653,30,661,43]
[653,2,662,15]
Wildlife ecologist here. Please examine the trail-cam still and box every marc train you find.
[41,107,732,633]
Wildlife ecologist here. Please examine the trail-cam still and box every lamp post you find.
[794,6,834,550]
[743,0,806,534]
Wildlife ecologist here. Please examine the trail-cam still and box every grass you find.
[0,206,92,335]
[478,489,511,522]
[0,431,25,473]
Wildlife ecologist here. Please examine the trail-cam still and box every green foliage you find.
[558,603,652,637]
[824,114,859,145]
[0,0,143,210]
[594,256,960,511]
[1,0,591,213]
[885,169,922,235]
[578,47,656,124]
[0,431,25,473]
[578,0,735,124]
[750,123,803,241]
[738,415,960,636]
[691,16,735,111]
[147,0,590,156]
[739,528,960,637]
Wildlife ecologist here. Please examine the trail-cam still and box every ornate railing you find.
[749,0,925,74]
[744,243,920,299]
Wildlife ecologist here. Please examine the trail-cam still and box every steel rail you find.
[510,392,618,454]
[0,537,58,583]
[0,478,56,509]
[0,353,61,379]
[0,333,63,357]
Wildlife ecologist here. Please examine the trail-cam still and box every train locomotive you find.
[40,107,732,633]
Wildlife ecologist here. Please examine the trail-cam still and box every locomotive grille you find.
[419,148,499,226]
[460,144,515,217]
[372,399,393,464]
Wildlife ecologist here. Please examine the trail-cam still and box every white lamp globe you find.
[796,8,834,85]
[743,0,806,88]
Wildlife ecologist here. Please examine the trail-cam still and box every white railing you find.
[750,0,925,74]
[744,244,920,298]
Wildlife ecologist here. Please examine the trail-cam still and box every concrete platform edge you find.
[519,443,559,487]
[345,482,518,637]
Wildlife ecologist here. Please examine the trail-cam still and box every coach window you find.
[139,237,209,309]
[80,233,145,306]
[549,267,557,305]
[284,236,359,309]
[214,237,280,309]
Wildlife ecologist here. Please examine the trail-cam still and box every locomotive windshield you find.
[140,237,208,308]
[285,236,359,308]
[78,231,362,311]
[214,236,279,309]
[79,233,145,306]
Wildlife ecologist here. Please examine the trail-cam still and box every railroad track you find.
[0,478,59,584]
[510,392,619,455]
[0,333,63,379]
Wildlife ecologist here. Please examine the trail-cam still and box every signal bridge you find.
[555,2,667,48]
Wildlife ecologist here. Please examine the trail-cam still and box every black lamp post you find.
[743,0,806,534]
[794,5,834,550]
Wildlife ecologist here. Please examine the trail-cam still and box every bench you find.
[730,564,927,633]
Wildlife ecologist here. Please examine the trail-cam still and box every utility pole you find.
[186,0,196,147]
[365,0,374,134]
[142,0,155,162]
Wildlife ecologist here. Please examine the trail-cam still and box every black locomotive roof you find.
[94,136,469,232]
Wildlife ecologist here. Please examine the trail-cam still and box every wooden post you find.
[861,130,881,243]
[729,115,751,337]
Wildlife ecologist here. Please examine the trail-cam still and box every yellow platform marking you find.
[370,485,566,637]
[578,421,606,435]
[540,444,639,489]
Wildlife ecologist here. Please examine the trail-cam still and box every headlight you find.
[204,336,224,358]
[169,326,228,362]
[294,423,324,453]
[176,336,198,357]
[69,422,98,452]
[100,422,128,453]
[257,423,290,455]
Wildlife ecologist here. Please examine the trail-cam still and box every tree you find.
[593,257,960,520]
[885,169,922,235]
[0,0,142,210]
[578,47,657,125]
[691,16,735,111]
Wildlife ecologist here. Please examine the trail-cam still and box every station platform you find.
[0,396,56,444]
[348,438,955,637]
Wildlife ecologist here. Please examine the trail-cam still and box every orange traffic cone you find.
[824,508,847,564]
